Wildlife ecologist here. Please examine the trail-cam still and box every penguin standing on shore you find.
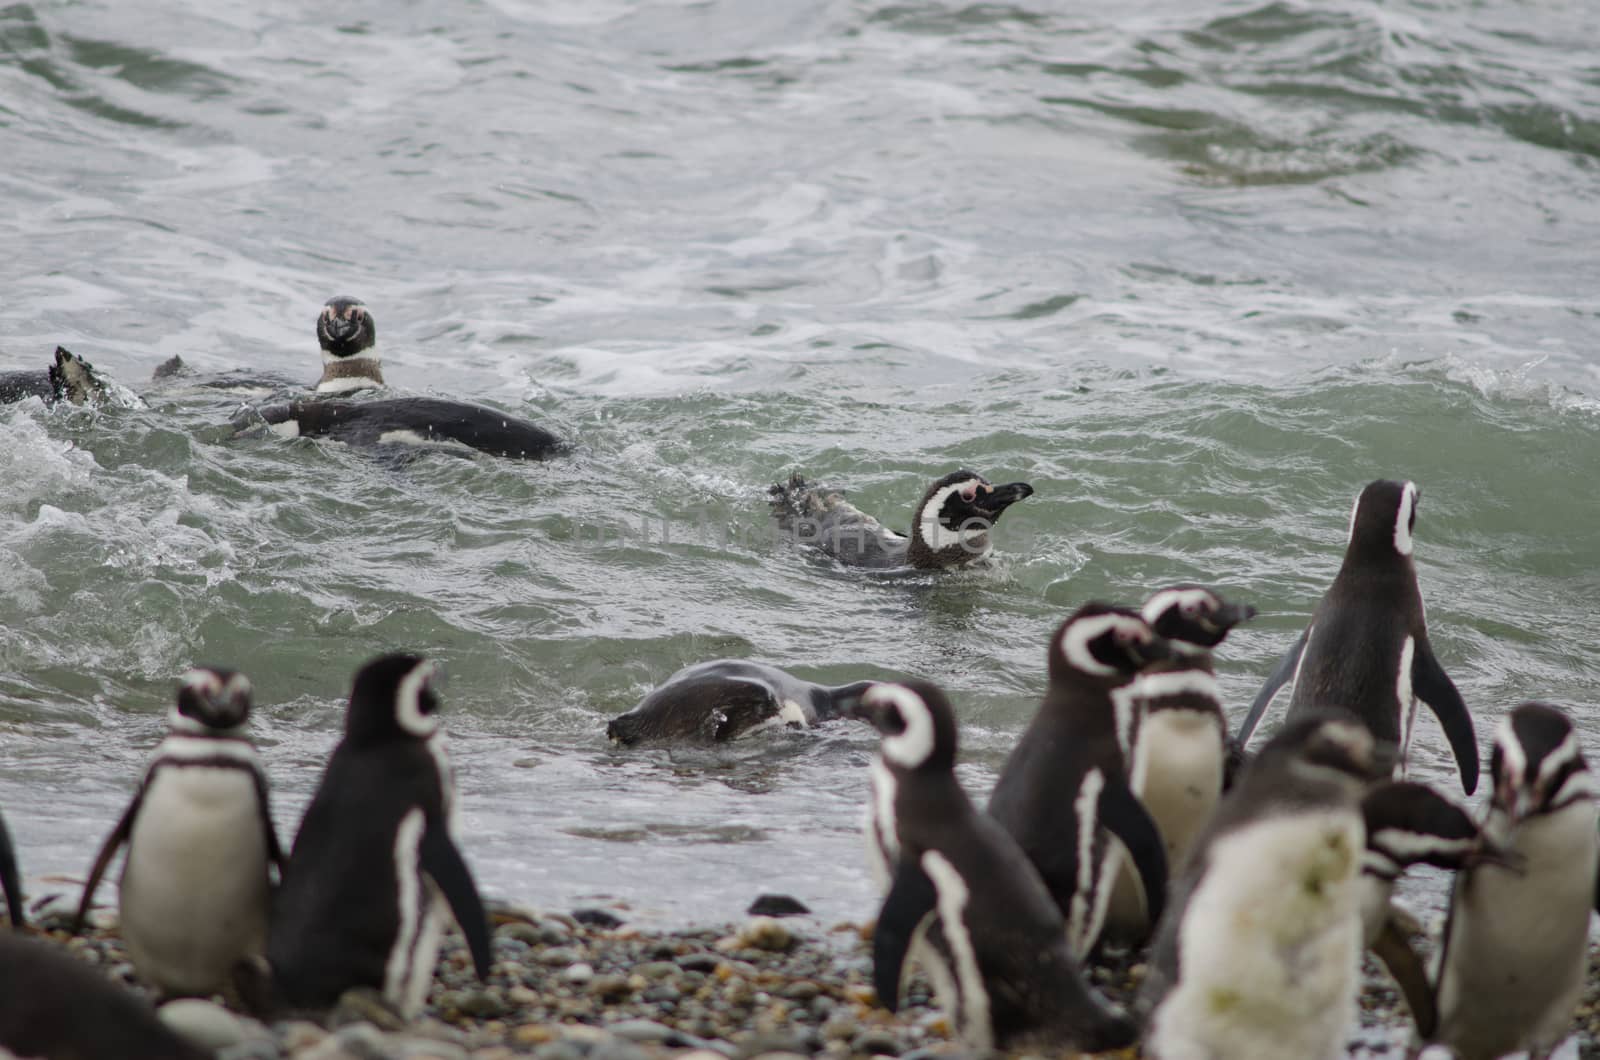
[769,469,1033,571]
[1426,702,1598,1059]
[1141,711,1393,1060]
[1236,479,1479,794]
[853,681,1136,1054]
[1102,586,1255,943]
[987,603,1174,958]
[257,654,491,1018]
[73,667,281,997]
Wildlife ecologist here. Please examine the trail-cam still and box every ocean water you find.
[1,0,1597,970]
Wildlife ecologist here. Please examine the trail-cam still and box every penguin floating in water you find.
[769,469,1033,571]
[1426,702,1598,1060]
[853,680,1137,1054]
[0,346,111,406]
[74,667,282,997]
[249,653,492,1019]
[1140,710,1393,1060]
[1102,585,1254,945]
[606,660,872,745]
[1235,479,1479,794]
[236,396,567,460]
[153,295,382,397]
[987,603,1174,959]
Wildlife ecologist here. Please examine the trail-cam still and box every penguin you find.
[986,603,1174,959]
[0,932,209,1060]
[0,346,109,406]
[72,667,281,997]
[1358,780,1508,1037]
[1235,479,1479,794]
[313,295,383,394]
[769,469,1033,571]
[852,680,1137,1054]
[1140,711,1394,1060]
[0,807,23,929]
[258,653,492,1018]
[1426,702,1599,1060]
[605,659,872,745]
[1101,585,1255,944]
[234,396,566,460]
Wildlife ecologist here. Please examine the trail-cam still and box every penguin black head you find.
[344,653,442,745]
[1140,585,1257,651]
[172,667,253,732]
[47,346,106,406]
[1048,602,1175,684]
[1258,709,1395,790]
[317,296,376,359]
[1490,701,1594,821]
[1360,780,1496,880]
[911,470,1033,559]
[1346,479,1419,561]
[850,680,958,773]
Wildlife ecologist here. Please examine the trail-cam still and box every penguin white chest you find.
[1150,812,1364,1060]
[120,764,271,994]
[1133,709,1224,866]
[864,758,899,891]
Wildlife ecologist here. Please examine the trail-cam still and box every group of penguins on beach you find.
[0,300,1594,1060]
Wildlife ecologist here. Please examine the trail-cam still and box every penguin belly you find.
[1148,813,1363,1060]
[1104,711,1223,940]
[1432,803,1598,1060]
[119,767,271,996]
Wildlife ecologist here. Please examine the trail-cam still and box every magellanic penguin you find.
[235,397,567,460]
[255,654,492,1018]
[0,932,209,1060]
[768,469,1033,571]
[1426,702,1599,1060]
[1358,780,1508,1036]
[606,659,872,745]
[73,667,283,997]
[314,295,383,394]
[0,346,111,406]
[986,603,1175,959]
[1236,479,1480,794]
[852,680,1137,1054]
[1140,711,1394,1060]
[1101,585,1255,945]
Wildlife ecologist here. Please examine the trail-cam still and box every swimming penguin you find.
[1140,711,1393,1060]
[0,809,23,929]
[73,667,282,997]
[853,680,1137,1054]
[1426,702,1598,1060]
[1235,479,1479,794]
[986,603,1174,959]
[0,346,109,406]
[769,469,1033,571]
[605,660,872,745]
[152,295,382,398]
[1358,780,1508,1036]
[1101,585,1255,944]
[0,932,208,1060]
[256,653,492,1018]
[235,397,566,460]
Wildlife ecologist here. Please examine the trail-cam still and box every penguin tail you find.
[231,954,281,1019]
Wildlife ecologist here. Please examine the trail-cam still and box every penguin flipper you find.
[1371,906,1437,1037]
[73,791,142,933]
[0,813,23,928]
[419,820,493,980]
[1098,777,1169,929]
[873,859,938,1013]
[1410,641,1479,795]
[250,767,287,877]
[1235,626,1310,748]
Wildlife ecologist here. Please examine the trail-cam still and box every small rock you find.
[634,960,679,980]
[392,1038,468,1060]
[561,962,595,985]
[159,998,256,1051]
[330,988,409,1032]
[571,908,625,929]
[605,1019,676,1043]
[677,952,722,974]
[782,981,821,1002]
[733,917,794,953]
[588,974,633,1001]
[450,990,507,1020]
[279,1021,329,1052]
[850,1029,902,1057]
[746,895,811,918]
[499,922,545,947]
[217,1042,283,1060]
[539,947,583,967]
[533,1042,586,1060]
[588,1037,651,1060]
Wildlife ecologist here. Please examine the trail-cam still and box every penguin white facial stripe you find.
[1068,768,1105,955]
[866,758,899,890]
[920,851,992,1052]
[1548,769,1598,812]
[1135,669,1222,703]
[396,661,441,738]
[1494,716,1527,792]
[917,481,988,553]
[383,807,426,1003]
[1369,827,1475,865]
[165,704,247,737]
[1394,481,1417,557]
[179,669,223,698]
[1396,636,1415,765]
[1059,614,1148,677]
[872,685,937,770]
[1535,732,1583,789]
[1140,588,1216,625]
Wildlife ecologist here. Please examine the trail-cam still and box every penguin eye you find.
[959,485,978,502]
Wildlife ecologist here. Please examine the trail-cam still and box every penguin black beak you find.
[974,482,1033,518]
[846,686,901,736]
[1216,601,1258,630]
[1131,633,1177,667]
[322,313,361,344]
